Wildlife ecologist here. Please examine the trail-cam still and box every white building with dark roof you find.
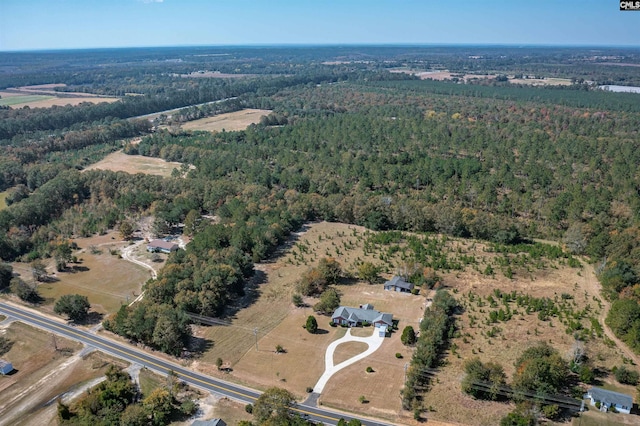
[585,387,633,414]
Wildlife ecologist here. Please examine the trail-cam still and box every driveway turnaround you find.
[314,328,385,393]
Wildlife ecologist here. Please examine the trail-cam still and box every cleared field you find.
[0,94,53,106]
[0,191,7,210]
[84,150,188,177]
[181,108,272,132]
[0,90,119,108]
[12,231,152,314]
[510,77,572,86]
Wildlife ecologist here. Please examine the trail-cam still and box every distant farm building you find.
[0,359,13,375]
[331,304,393,328]
[146,239,178,253]
[384,276,414,293]
[191,420,226,426]
[585,387,632,414]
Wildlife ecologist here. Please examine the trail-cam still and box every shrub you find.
[401,326,416,345]
[306,387,314,393]
[395,353,403,359]
[306,315,318,334]
[614,365,639,385]
[245,403,253,414]
[292,293,304,307]
[366,366,374,373]
[358,395,368,404]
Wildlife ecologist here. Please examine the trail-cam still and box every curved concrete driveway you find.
[313,328,385,393]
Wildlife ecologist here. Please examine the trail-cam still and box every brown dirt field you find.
[12,231,152,315]
[181,108,272,132]
[0,89,119,108]
[84,150,188,177]
[389,69,495,82]
[179,71,258,78]
[16,96,119,108]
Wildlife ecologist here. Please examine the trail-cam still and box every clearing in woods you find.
[83,150,188,177]
[0,191,7,210]
[192,221,634,425]
[0,84,119,108]
[12,231,152,315]
[181,108,272,132]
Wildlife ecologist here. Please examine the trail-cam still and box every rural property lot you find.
[191,221,637,425]
[83,150,187,177]
[12,231,152,315]
[181,108,272,132]
[0,321,122,426]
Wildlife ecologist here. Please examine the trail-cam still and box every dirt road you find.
[582,262,640,366]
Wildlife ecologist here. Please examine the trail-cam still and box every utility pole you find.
[254,328,258,351]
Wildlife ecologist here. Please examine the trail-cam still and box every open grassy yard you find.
[84,150,187,177]
[181,108,272,132]
[12,231,152,315]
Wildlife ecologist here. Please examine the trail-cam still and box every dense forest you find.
[1,45,640,360]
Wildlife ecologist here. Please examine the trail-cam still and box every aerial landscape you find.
[1,1,640,426]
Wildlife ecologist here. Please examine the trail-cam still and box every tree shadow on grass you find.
[187,335,214,357]
[75,311,104,326]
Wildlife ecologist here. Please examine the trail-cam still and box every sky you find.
[1,0,639,51]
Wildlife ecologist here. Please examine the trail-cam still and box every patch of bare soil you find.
[84,150,188,177]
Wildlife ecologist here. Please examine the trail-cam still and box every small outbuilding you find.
[0,359,13,375]
[585,387,633,414]
[191,420,226,426]
[384,276,414,293]
[147,239,178,254]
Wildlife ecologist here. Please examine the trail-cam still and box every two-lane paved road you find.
[0,303,394,426]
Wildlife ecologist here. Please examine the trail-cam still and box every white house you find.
[331,304,393,328]
[585,387,633,414]
[147,239,178,254]
[0,359,13,375]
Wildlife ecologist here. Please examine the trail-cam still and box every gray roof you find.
[147,239,178,251]
[331,305,393,326]
[588,387,633,408]
[191,420,226,426]
[384,276,414,290]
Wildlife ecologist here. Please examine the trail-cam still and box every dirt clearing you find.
[182,108,272,132]
[84,150,188,177]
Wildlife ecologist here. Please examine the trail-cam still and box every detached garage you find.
[0,359,13,375]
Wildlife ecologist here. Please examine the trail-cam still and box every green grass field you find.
[0,95,53,106]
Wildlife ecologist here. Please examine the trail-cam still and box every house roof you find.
[384,276,414,290]
[331,305,393,326]
[0,359,11,368]
[191,419,226,426]
[588,387,633,408]
[147,239,178,251]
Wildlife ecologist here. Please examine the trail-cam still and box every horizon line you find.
[2,42,640,54]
